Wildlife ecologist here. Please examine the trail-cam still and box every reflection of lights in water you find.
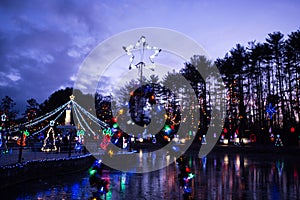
[224,154,229,164]
[276,160,284,176]
[235,155,240,171]
[202,156,207,170]
[9,154,300,200]
[244,158,248,167]
[214,158,217,168]
[120,173,126,191]
[152,151,156,166]
[139,149,143,167]
[166,154,170,165]
[139,149,143,159]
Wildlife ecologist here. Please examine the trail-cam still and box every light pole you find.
[123,36,161,126]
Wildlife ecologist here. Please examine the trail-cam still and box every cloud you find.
[7,72,21,82]
[0,0,299,116]
[0,1,113,113]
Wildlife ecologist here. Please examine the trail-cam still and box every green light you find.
[23,130,30,136]
[103,128,113,136]
[77,130,85,136]
[89,169,97,176]
[188,173,195,179]
[113,123,118,128]
[164,125,171,131]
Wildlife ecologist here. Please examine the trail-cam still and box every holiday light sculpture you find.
[41,120,57,152]
[266,103,276,119]
[123,36,161,70]
[275,134,283,147]
[17,130,29,146]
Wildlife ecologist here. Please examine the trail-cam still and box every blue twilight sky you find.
[0,0,299,113]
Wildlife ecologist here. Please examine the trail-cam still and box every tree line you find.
[1,28,299,145]
[215,29,300,144]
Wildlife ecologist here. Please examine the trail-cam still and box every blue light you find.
[266,103,276,119]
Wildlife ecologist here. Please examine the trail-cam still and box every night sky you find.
[0,0,299,114]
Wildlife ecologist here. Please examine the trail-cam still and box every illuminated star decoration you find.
[70,94,75,101]
[123,36,161,70]
[266,103,276,119]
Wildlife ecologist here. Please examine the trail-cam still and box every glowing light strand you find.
[74,101,109,128]
[74,104,101,127]
[28,106,68,138]
[23,101,70,128]
[72,103,86,132]
[72,101,109,129]
[72,103,96,136]
[72,104,91,136]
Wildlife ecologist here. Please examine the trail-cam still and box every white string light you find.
[72,101,109,129]
[72,103,90,136]
[72,103,96,136]
[28,105,67,138]
[72,103,86,132]
[11,101,71,130]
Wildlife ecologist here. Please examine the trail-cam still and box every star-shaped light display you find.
[266,103,276,119]
[123,36,161,69]
[70,94,75,101]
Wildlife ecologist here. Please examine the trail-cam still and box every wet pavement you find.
[1,149,300,200]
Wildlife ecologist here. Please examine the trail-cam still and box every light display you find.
[123,35,161,70]
[0,131,3,148]
[1,113,6,122]
[291,127,295,133]
[41,122,57,152]
[275,134,283,147]
[17,130,29,146]
[266,103,276,119]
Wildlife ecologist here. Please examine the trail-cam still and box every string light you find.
[28,106,67,138]
[72,103,87,132]
[12,101,71,130]
[73,103,96,136]
[72,101,109,129]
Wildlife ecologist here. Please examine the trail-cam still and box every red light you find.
[291,127,295,133]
